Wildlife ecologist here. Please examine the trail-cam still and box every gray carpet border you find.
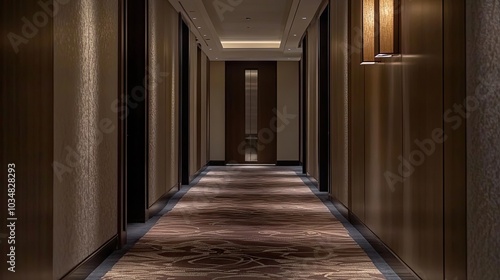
[85,169,208,280]
[295,170,401,280]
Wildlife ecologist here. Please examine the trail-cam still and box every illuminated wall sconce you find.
[376,0,399,58]
[361,0,378,64]
[362,0,400,64]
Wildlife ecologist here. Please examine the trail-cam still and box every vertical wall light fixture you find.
[362,0,400,64]
[362,0,377,64]
[376,0,399,57]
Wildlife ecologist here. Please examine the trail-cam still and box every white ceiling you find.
[168,0,323,61]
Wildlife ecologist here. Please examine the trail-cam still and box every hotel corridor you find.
[93,167,390,279]
[3,0,497,278]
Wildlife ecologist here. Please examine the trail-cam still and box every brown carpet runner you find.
[102,166,385,279]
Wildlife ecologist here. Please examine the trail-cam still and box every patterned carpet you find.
[102,167,385,279]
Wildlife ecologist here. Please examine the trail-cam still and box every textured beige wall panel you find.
[166,2,180,191]
[53,0,118,278]
[277,62,300,161]
[209,62,226,161]
[189,31,198,176]
[200,52,208,166]
[148,0,168,205]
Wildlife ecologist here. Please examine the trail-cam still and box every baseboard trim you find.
[207,160,226,166]
[61,235,118,280]
[148,184,178,219]
[306,174,319,187]
[328,194,349,218]
[276,160,301,166]
[189,165,208,184]
[328,195,420,279]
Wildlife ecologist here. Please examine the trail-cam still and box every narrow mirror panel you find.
[245,69,258,162]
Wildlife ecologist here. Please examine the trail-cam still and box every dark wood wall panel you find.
[443,0,466,278]
[348,0,366,221]
[401,0,444,278]
[364,61,403,253]
[330,0,349,205]
[257,62,278,164]
[225,62,246,163]
[0,1,54,279]
[340,0,467,279]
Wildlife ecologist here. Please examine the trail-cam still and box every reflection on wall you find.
[244,69,259,162]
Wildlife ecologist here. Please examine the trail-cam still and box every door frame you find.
[118,0,127,247]
[179,15,190,185]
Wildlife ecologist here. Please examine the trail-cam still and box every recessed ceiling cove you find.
[204,0,292,44]
[169,0,323,61]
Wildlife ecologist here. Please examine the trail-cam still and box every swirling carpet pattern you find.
[102,167,385,279]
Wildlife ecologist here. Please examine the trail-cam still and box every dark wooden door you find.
[225,61,277,164]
